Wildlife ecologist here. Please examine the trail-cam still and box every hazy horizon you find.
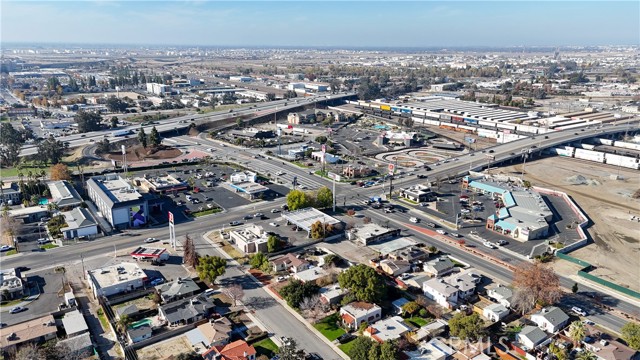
[1,1,639,48]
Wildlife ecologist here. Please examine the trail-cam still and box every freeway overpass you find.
[18,92,356,157]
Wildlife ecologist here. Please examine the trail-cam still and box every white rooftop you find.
[282,207,341,232]
[294,266,331,283]
[98,174,142,202]
[367,316,411,342]
[88,262,146,288]
[61,309,89,335]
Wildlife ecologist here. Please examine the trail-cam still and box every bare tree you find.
[14,343,41,360]
[427,304,445,319]
[299,294,327,323]
[362,216,372,224]
[183,234,199,268]
[222,284,245,306]
[511,288,537,315]
[0,213,22,247]
[512,261,562,313]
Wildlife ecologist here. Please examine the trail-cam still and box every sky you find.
[1,1,638,48]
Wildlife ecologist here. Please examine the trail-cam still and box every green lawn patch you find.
[400,197,418,205]
[4,249,17,256]
[0,164,50,178]
[314,313,346,341]
[338,338,357,355]
[0,298,25,307]
[292,161,310,168]
[41,244,59,250]
[191,208,222,217]
[96,308,110,330]
[405,316,429,328]
[253,338,278,358]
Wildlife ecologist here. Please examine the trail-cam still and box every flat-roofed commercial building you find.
[87,173,148,229]
[86,262,147,298]
[134,174,188,194]
[282,207,343,240]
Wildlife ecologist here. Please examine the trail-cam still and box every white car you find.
[145,238,158,243]
[270,209,280,213]
[436,229,447,235]
[409,217,419,223]
[269,222,278,227]
[9,306,25,314]
[483,241,496,249]
[0,245,13,252]
[572,306,587,317]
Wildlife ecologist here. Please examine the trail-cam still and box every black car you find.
[305,353,323,360]
[337,333,356,344]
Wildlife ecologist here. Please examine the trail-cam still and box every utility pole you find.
[332,174,336,212]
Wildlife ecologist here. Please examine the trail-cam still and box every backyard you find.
[252,338,279,358]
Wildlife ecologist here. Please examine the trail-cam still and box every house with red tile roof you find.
[339,301,382,330]
[202,339,257,360]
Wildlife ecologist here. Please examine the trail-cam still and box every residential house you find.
[340,302,382,330]
[0,182,21,205]
[364,316,412,343]
[404,338,455,360]
[0,315,57,354]
[271,253,310,273]
[403,274,432,290]
[410,320,447,343]
[127,324,152,344]
[582,329,640,360]
[293,266,330,283]
[156,277,200,303]
[516,325,548,351]
[56,333,93,359]
[391,297,410,315]
[186,318,233,350]
[482,303,509,322]
[202,339,257,360]
[423,258,456,277]
[0,268,25,300]
[423,278,460,308]
[60,207,98,240]
[445,269,481,300]
[61,309,89,337]
[159,295,216,326]
[531,306,569,333]
[287,110,316,124]
[380,258,411,277]
[486,285,513,308]
[48,180,83,209]
[319,285,346,305]
[389,246,430,263]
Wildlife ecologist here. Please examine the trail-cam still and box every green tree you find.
[110,116,119,128]
[402,301,421,316]
[149,126,161,148]
[265,93,276,101]
[175,352,200,360]
[315,136,328,144]
[368,342,381,360]
[315,186,333,209]
[267,235,281,253]
[324,254,340,267]
[576,350,597,360]
[137,127,148,148]
[568,321,586,347]
[196,255,226,284]
[279,279,319,308]
[621,322,640,350]
[338,264,387,304]
[572,282,579,294]
[549,341,568,360]
[348,336,374,360]
[249,252,270,272]
[380,341,399,360]
[0,123,26,167]
[448,312,485,341]
[74,110,102,133]
[106,96,129,113]
[96,138,111,154]
[277,337,300,360]
[286,189,310,211]
[116,314,133,334]
[35,136,66,165]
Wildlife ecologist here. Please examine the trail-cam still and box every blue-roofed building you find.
[463,177,553,241]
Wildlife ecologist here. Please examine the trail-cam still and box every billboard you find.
[130,205,146,227]
[388,163,395,175]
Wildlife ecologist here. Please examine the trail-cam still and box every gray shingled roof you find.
[519,325,547,346]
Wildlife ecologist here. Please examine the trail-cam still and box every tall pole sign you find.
[168,211,176,250]
[388,163,395,199]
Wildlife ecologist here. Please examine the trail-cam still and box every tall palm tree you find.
[568,321,586,347]
[576,350,597,360]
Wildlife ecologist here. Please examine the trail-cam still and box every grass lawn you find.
[191,208,222,217]
[96,309,110,330]
[338,338,356,355]
[314,313,346,341]
[400,197,419,205]
[0,298,25,307]
[0,164,50,178]
[405,316,429,328]
[221,241,248,264]
[253,338,278,358]
[41,244,59,250]
[4,249,17,256]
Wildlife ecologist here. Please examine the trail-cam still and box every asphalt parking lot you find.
[2,269,65,326]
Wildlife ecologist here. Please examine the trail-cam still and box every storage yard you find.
[491,156,640,292]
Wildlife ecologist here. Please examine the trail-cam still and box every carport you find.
[282,207,341,239]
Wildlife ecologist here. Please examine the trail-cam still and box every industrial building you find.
[86,262,147,298]
[87,173,148,229]
[146,82,171,95]
[462,177,553,241]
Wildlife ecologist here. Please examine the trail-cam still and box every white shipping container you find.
[477,129,498,138]
[612,141,640,151]
[581,144,596,150]
[412,116,425,124]
[574,152,605,163]
[554,148,574,157]
[497,123,517,130]
[597,138,614,146]
[516,124,540,134]
[413,110,426,117]
[424,119,441,126]
[478,120,497,128]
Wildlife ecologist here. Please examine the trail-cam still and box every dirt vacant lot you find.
[493,156,640,292]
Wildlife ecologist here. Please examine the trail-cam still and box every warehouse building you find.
[87,174,148,229]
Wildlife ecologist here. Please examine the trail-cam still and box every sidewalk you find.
[201,231,349,360]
